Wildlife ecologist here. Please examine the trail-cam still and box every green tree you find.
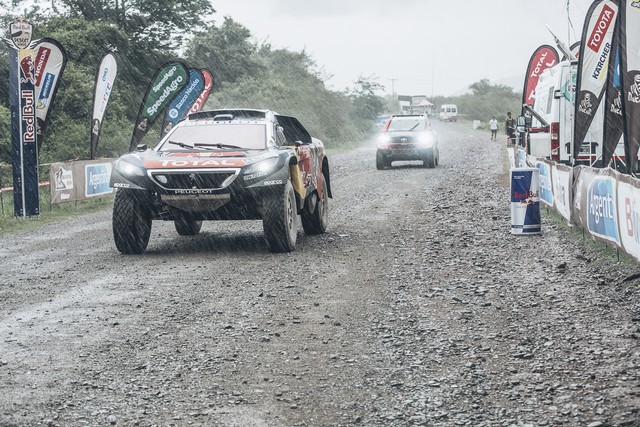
[185,17,265,86]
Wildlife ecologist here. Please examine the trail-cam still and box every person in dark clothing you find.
[505,112,516,145]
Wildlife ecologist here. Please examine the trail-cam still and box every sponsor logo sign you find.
[33,46,50,86]
[587,4,615,53]
[618,180,640,260]
[54,166,73,190]
[537,161,554,207]
[10,18,32,49]
[85,163,113,197]
[36,72,55,109]
[587,176,620,244]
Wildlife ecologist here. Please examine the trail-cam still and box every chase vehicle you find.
[110,109,331,253]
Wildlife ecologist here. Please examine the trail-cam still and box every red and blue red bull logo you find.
[511,168,541,235]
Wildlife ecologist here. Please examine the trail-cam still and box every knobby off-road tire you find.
[174,219,203,236]
[263,180,297,253]
[112,189,152,254]
[301,174,329,235]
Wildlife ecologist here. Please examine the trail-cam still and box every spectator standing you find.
[489,116,498,141]
[505,112,516,145]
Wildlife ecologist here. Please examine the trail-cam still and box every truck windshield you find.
[157,123,267,151]
[387,119,425,132]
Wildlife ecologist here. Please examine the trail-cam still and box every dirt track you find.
[1,122,640,426]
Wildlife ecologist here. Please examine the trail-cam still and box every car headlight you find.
[418,133,435,147]
[115,159,145,177]
[377,134,391,144]
[243,156,280,180]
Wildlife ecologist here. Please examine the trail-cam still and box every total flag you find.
[574,0,619,161]
[90,52,117,159]
[522,45,559,113]
[188,68,214,115]
[129,61,189,151]
[621,0,640,174]
[161,68,205,137]
[33,38,66,152]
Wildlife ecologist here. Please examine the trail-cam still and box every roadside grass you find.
[541,205,638,272]
[0,186,114,236]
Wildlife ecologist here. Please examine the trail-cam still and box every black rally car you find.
[110,109,331,253]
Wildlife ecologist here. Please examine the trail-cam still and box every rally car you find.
[110,109,331,253]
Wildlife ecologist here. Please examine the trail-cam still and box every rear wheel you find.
[174,219,203,236]
[112,189,151,254]
[301,174,329,235]
[263,180,297,252]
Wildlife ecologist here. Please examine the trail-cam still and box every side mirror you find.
[294,140,305,147]
[136,144,147,151]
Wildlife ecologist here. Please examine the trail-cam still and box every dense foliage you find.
[0,1,519,179]
[0,1,386,174]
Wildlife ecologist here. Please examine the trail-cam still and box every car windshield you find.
[157,122,267,151]
[387,118,425,132]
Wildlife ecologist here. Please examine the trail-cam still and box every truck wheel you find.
[263,180,297,252]
[301,174,329,235]
[112,189,151,254]
[423,151,436,168]
[376,151,386,170]
[174,219,203,236]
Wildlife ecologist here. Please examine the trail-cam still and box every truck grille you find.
[148,169,239,191]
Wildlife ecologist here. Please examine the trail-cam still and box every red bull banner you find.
[522,45,559,111]
[33,38,67,151]
[161,68,205,137]
[188,68,214,115]
[621,0,640,174]
[574,0,619,161]
[90,52,117,159]
[129,61,189,152]
[5,18,39,217]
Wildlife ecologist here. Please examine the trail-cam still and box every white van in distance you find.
[439,104,458,122]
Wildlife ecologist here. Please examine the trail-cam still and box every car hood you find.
[134,149,278,169]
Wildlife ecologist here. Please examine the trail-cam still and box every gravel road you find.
[1,121,640,427]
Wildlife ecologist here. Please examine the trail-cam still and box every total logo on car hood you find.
[142,150,250,168]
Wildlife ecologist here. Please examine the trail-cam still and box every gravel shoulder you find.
[1,122,639,426]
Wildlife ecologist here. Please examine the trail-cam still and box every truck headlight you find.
[115,159,145,177]
[418,133,434,147]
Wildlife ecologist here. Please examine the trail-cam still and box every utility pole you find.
[389,78,398,100]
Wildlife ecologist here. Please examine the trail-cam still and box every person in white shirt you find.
[489,116,498,141]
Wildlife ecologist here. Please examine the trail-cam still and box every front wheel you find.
[174,219,203,236]
[376,151,390,170]
[423,151,436,168]
[301,174,329,235]
[263,180,297,252]
[112,189,151,254]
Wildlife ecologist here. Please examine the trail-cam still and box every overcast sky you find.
[212,0,594,97]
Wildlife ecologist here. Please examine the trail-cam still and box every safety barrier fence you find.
[512,147,640,263]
